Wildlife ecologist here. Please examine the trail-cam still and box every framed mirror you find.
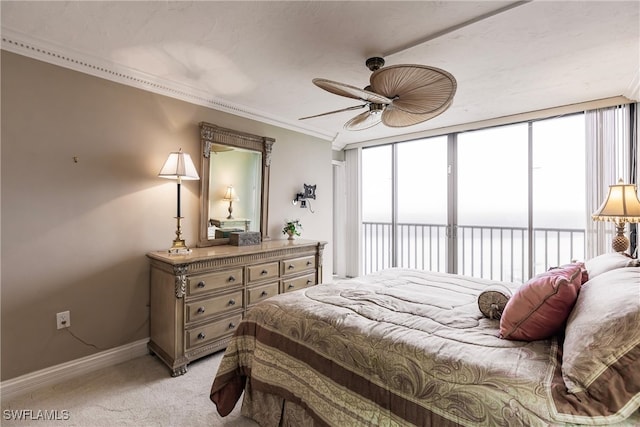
[198,122,275,247]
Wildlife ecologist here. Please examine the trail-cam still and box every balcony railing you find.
[363,222,585,283]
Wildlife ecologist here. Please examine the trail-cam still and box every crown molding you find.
[1,29,336,143]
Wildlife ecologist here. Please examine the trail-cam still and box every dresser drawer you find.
[247,262,279,284]
[186,314,242,350]
[281,256,316,276]
[185,290,243,324]
[187,268,243,296]
[282,273,316,293]
[247,282,279,306]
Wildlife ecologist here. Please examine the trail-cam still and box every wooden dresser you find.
[147,239,326,376]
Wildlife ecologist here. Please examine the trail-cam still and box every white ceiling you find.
[2,1,639,150]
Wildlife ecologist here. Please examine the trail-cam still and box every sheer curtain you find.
[585,103,638,258]
[630,104,638,256]
[344,147,362,277]
[332,160,347,278]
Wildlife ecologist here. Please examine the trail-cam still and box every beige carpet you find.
[1,351,258,427]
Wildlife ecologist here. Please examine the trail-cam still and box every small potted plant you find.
[282,219,302,240]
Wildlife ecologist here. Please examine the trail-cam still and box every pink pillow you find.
[499,264,583,341]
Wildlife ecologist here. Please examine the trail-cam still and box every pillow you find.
[584,252,636,279]
[499,264,582,341]
[561,267,640,414]
[477,284,512,319]
[550,262,589,285]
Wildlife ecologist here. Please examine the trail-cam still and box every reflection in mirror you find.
[198,123,274,247]
[207,146,261,237]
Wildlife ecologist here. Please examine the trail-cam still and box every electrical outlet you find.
[56,311,70,329]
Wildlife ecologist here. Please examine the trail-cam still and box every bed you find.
[210,253,640,426]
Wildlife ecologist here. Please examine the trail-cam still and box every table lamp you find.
[592,179,640,253]
[158,148,200,254]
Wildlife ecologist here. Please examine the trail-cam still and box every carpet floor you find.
[1,351,257,427]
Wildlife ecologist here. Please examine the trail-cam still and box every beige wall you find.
[0,51,333,380]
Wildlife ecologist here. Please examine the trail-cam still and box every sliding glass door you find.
[361,114,586,282]
[362,145,393,273]
[531,115,586,274]
[457,124,529,282]
[396,137,449,271]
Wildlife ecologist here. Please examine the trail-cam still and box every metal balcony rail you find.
[362,222,585,283]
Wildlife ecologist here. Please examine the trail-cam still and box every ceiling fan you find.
[300,57,457,131]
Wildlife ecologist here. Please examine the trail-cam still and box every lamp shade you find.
[592,179,640,223]
[158,149,199,180]
[223,185,238,201]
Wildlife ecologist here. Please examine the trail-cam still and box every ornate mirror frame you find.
[198,122,275,247]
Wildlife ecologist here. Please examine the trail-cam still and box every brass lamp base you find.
[168,240,191,255]
[168,216,191,255]
[612,222,629,253]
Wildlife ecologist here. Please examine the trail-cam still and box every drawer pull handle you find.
[228,323,236,329]
[197,281,206,289]
[260,290,268,297]
[307,280,313,285]
[197,307,205,314]
[228,276,236,282]
[261,270,268,275]
[288,264,295,270]
[197,332,206,340]
[306,261,313,266]
[288,284,294,289]
[228,299,236,306]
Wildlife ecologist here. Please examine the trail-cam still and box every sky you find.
[362,114,586,230]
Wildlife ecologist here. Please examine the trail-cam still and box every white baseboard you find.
[1,338,149,401]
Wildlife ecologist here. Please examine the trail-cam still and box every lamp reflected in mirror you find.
[222,185,238,219]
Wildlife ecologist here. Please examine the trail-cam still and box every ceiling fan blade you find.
[344,110,382,131]
[370,65,457,114]
[313,78,391,104]
[381,99,453,128]
[299,104,367,120]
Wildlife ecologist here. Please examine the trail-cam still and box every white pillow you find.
[584,252,636,279]
[561,267,640,417]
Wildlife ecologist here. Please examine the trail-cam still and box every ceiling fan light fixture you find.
[369,103,384,114]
